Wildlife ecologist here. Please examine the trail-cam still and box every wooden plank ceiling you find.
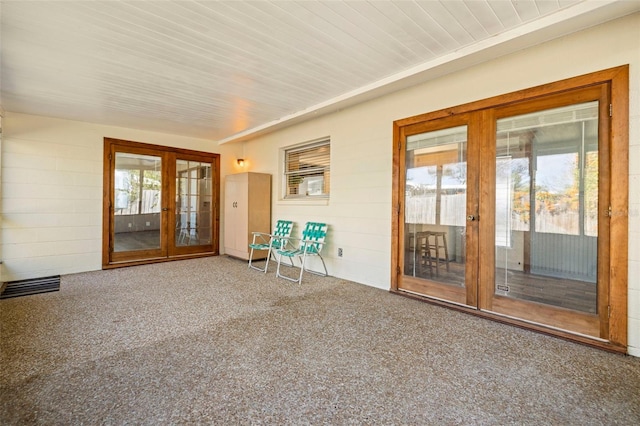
[0,0,637,143]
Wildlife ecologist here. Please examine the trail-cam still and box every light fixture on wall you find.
[237,158,245,167]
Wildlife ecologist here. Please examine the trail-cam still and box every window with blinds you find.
[284,139,330,199]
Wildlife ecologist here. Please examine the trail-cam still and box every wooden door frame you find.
[102,138,220,268]
[391,65,628,352]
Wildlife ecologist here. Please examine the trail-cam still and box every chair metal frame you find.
[276,222,328,284]
[248,220,294,273]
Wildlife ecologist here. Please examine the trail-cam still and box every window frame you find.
[281,138,330,200]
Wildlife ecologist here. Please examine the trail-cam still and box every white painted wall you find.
[0,114,240,281]
[240,13,640,356]
[1,14,638,356]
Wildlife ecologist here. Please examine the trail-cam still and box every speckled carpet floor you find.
[1,256,639,425]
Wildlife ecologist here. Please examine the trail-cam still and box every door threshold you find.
[103,252,217,269]
[391,289,626,355]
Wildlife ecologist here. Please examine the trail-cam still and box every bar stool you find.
[425,231,449,275]
[416,232,433,277]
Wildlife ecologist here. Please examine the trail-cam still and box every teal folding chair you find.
[248,220,294,273]
[276,222,328,284]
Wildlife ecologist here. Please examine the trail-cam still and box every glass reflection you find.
[175,160,213,246]
[113,153,162,252]
[404,126,468,287]
[495,101,599,313]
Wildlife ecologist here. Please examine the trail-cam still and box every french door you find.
[393,67,628,350]
[103,138,220,267]
[484,89,609,337]
[399,114,477,307]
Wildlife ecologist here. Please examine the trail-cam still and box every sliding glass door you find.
[103,139,220,266]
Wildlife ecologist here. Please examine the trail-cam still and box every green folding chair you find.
[276,222,328,284]
[248,220,294,273]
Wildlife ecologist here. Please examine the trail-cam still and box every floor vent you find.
[0,275,61,299]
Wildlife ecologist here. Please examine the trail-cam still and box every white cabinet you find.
[224,172,271,260]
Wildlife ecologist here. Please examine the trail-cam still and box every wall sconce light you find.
[237,158,245,167]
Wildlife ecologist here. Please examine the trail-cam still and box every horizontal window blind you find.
[285,139,330,198]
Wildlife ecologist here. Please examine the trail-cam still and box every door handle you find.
[161,207,169,211]
[467,215,477,221]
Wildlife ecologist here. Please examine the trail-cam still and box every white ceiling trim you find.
[218,0,633,145]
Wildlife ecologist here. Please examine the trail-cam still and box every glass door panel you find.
[168,154,216,257]
[491,101,602,336]
[175,159,213,247]
[113,152,163,253]
[402,125,469,305]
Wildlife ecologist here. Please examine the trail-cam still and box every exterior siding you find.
[0,114,237,281]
